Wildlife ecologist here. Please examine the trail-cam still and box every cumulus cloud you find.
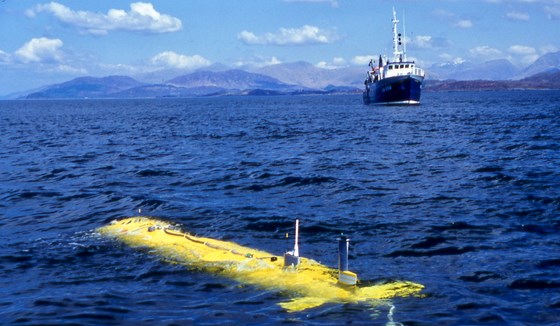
[54,64,88,75]
[263,56,283,66]
[352,55,374,65]
[238,31,260,44]
[15,37,63,63]
[332,57,346,65]
[316,56,346,69]
[233,56,283,68]
[414,35,434,49]
[2,38,91,74]
[440,53,466,64]
[408,35,452,50]
[150,51,211,69]
[238,25,339,45]
[506,11,530,21]
[508,45,539,65]
[469,45,503,59]
[454,19,473,28]
[27,2,182,35]
[508,45,536,55]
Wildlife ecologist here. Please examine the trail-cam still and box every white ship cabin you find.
[367,61,425,83]
[384,62,424,78]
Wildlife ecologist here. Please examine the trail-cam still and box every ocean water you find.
[1,91,559,325]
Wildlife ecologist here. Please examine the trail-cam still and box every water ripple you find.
[1,92,559,324]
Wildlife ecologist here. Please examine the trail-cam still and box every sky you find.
[1,0,559,95]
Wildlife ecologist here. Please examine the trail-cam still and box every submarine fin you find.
[279,297,329,312]
[358,281,425,300]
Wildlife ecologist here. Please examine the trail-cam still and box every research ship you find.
[363,8,425,105]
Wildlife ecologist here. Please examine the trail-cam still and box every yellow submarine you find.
[98,217,424,312]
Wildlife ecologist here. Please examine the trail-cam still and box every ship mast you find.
[391,7,403,62]
[403,11,407,61]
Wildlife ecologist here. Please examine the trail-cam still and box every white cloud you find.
[440,53,466,64]
[508,45,536,55]
[233,56,283,68]
[453,57,466,64]
[407,35,452,50]
[414,35,435,49]
[15,37,63,63]
[469,45,503,59]
[508,45,539,65]
[316,56,347,69]
[2,38,94,75]
[332,57,346,65]
[352,55,374,65]
[518,54,540,65]
[50,64,88,75]
[150,51,211,69]
[238,25,339,45]
[267,56,283,66]
[237,31,260,44]
[28,2,182,35]
[316,61,332,69]
[454,19,473,28]
[506,11,530,21]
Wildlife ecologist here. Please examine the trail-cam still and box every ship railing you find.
[384,68,425,78]
[383,62,424,78]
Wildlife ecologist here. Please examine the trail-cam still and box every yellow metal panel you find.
[98,217,424,312]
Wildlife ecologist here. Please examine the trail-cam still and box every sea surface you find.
[1,91,559,325]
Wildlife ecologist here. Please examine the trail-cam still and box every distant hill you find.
[517,51,560,79]
[167,69,302,91]
[112,84,230,98]
[427,51,560,81]
[18,51,560,99]
[256,61,363,89]
[26,76,144,99]
[428,59,520,80]
[520,69,560,87]
[24,70,317,99]
[425,68,560,91]
[133,63,230,84]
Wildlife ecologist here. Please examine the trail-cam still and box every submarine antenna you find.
[294,218,299,256]
[337,234,357,286]
[283,219,301,268]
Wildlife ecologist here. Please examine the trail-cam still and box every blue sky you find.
[1,0,559,94]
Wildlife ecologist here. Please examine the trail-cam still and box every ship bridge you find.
[366,61,424,84]
[383,62,425,79]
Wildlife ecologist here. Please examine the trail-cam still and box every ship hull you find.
[363,75,423,105]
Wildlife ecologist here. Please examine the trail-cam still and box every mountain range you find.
[13,51,560,99]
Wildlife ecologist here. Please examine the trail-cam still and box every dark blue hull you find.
[363,75,423,105]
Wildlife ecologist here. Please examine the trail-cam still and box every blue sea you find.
[1,91,559,325]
